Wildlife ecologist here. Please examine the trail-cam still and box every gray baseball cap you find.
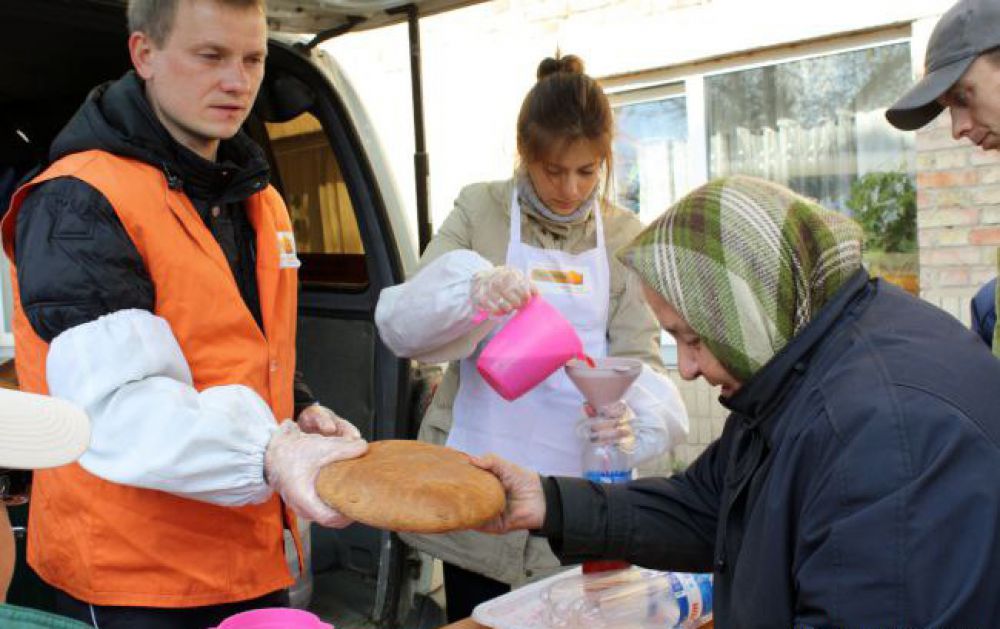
[886,0,1000,130]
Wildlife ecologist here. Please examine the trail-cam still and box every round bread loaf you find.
[315,440,506,533]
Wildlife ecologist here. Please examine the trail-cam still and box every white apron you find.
[448,189,611,476]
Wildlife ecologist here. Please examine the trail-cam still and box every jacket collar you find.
[50,71,269,207]
[720,269,874,433]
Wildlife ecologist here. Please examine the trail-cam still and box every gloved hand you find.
[470,266,537,317]
[580,400,636,453]
[264,420,368,528]
[297,404,362,440]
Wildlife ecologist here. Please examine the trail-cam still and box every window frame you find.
[602,25,912,190]
[601,26,914,367]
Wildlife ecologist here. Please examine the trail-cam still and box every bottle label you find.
[670,572,713,623]
[584,469,632,484]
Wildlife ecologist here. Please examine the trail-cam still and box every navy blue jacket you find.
[971,277,996,348]
[542,271,1000,627]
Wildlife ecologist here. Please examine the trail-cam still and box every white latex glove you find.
[265,421,368,528]
[469,266,537,316]
[581,401,636,453]
[297,404,362,440]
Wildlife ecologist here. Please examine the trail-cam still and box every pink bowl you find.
[476,295,584,401]
[213,608,333,629]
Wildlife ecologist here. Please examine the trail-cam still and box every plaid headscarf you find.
[618,176,863,382]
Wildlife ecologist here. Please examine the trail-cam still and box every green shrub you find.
[846,171,917,254]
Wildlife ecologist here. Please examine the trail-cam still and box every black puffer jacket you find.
[542,272,1000,627]
[13,71,316,414]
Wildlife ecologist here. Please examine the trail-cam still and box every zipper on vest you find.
[162,163,183,190]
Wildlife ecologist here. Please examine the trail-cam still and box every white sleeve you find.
[45,309,277,506]
[375,249,496,363]
[625,365,690,465]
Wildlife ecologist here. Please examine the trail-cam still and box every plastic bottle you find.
[544,569,713,628]
[582,436,634,485]
[582,425,634,573]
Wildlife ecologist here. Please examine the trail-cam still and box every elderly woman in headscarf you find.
[474,175,1000,627]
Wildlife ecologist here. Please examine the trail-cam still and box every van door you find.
[250,41,420,626]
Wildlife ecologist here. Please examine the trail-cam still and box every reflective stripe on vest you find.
[1,150,300,606]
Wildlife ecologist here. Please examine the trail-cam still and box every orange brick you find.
[917,170,979,188]
[969,226,1000,245]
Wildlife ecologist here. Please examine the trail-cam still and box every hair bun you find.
[536,54,586,81]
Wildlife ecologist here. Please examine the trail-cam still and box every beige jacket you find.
[389,178,678,585]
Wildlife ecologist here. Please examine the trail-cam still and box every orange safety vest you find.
[1,150,301,607]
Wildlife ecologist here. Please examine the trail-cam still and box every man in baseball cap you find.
[0,389,90,627]
[886,0,1000,135]
[887,0,1000,358]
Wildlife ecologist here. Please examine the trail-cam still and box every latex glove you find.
[581,401,637,453]
[297,404,362,440]
[265,421,368,528]
[470,453,546,534]
[470,266,537,317]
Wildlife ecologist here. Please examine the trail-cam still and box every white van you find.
[0,1,480,626]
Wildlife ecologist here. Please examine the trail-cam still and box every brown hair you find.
[128,0,266,46]
[516,54,614,196]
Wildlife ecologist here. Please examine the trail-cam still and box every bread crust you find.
[316,440,506,533]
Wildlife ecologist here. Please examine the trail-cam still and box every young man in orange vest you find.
[0,0,368,626]
[885,0,1000,357]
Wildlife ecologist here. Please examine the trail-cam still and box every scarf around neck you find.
[618,175,863,382]
[516,169,598,225]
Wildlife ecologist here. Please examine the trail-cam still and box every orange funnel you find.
[564,357,642,408]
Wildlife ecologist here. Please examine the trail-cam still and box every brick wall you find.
[916,114,1000,323]
[637,369,728,476]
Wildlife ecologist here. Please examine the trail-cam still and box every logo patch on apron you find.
[531,266,589,294]
[277,231,301,269]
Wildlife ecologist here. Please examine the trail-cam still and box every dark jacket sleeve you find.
[544,439,722,573]
[15,177,154,342]
[970,278,997,348]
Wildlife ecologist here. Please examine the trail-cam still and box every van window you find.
[266,113,368,290]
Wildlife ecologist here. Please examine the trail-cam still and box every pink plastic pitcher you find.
[476,295,584,401]
[213,608,333,629]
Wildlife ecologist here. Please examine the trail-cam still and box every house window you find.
[705,42,918,292]
[611,84,691,365]
[612,84,689,224]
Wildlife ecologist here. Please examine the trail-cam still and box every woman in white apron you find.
[375,54,689,622]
